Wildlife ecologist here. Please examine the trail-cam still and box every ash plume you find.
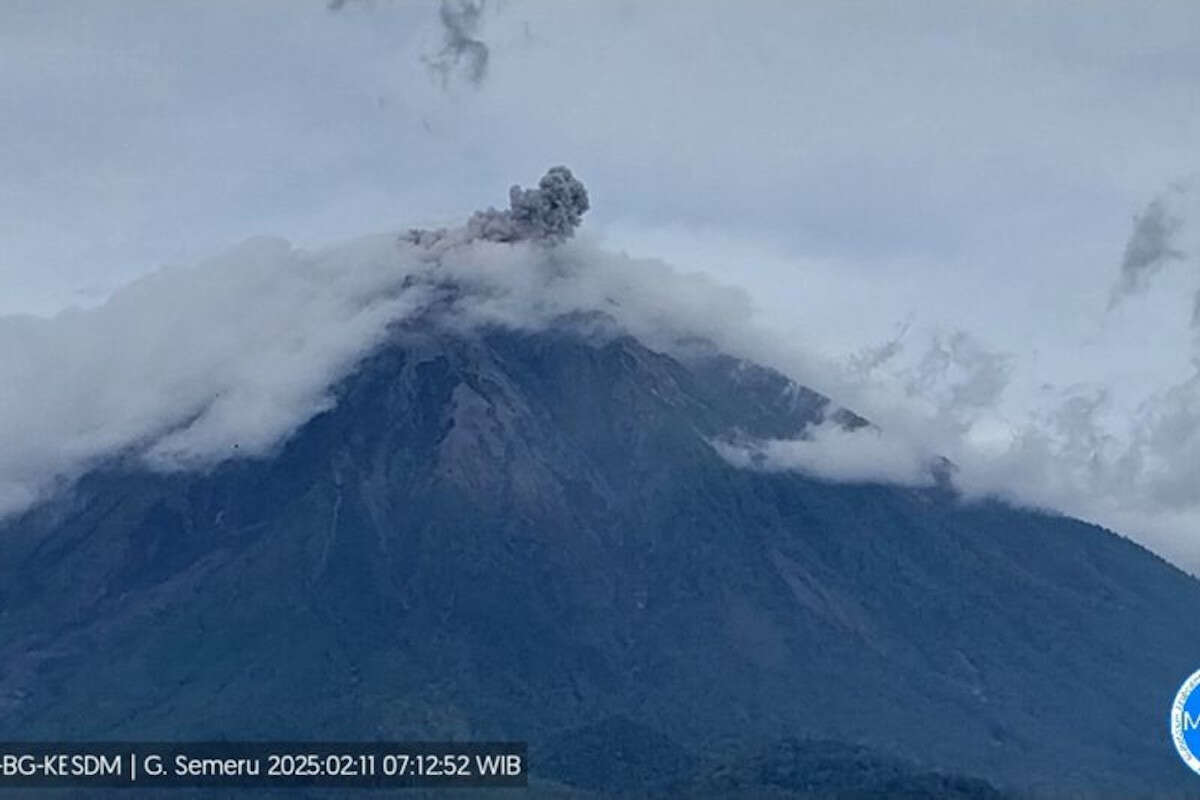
[1109,184,1190,308]
[408,166,590,247]
[425,0,490,88]
[327,0,491,89]
[467,166,590,243]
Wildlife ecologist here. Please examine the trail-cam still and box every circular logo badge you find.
[1171,669,1200,775]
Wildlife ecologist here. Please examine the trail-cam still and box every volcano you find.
[2,173,1199,797]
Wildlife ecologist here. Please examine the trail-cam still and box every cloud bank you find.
[0,235,430,514]
[800,312,1200,570]
[713,422,937,488]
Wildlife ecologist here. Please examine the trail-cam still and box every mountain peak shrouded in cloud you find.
[0,164,742,524]
[7,161,1200,573]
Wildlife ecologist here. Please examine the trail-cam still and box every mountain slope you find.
[1,319,1198,795]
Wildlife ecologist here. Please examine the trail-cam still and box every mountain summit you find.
[1,172,1198,796]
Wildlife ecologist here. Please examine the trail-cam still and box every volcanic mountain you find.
[1,172,1199,797]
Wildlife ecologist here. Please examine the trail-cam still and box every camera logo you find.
[1171,669,1200,775]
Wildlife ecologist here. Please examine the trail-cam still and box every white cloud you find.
[0,234,432,513]
[713,422,936,488]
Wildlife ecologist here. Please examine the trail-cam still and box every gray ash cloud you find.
[407,166,590,248]
[1111,191,1187,303]
[327,0,491,89]
[467,166,590,243]
[424,0,490,88]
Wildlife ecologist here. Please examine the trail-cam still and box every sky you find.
[3,1,1200,567]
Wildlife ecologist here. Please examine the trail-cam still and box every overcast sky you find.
[3,1,1200,566]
